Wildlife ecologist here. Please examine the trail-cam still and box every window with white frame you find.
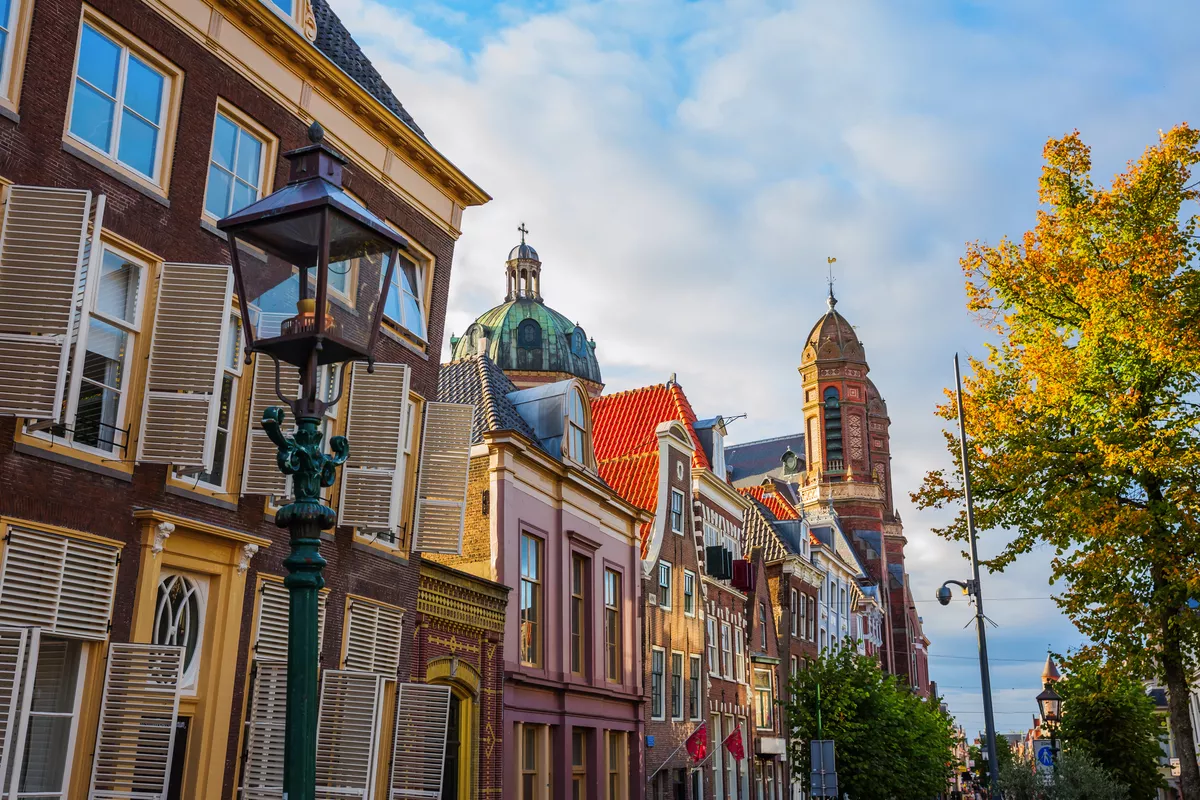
[670,651,684,720]
[719,622,731,678]
[153,572,206,690]
[754,668,773,729]
[670,488,684,533]
[688,654,701,720]
[683,570,695,616]
[650,648,665,719]
[204,111,267,219]
[565,387,591,467]
[48,244,146,455]
[759,603,767,650]
[177,312,241,490]
[382,249,427,341]
[657,561,671,610]
[734,627,745,683]
[790,655,798,680]
[68,22,172,182]
[706,617,718,675]
[0,0,24,101]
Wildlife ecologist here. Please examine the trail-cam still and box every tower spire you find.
[506,225,542,302]
[518,222,529,244]
[826,256,838,309]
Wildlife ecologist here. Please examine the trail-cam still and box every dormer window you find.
[710,426,725,479]
[565,386,593,467]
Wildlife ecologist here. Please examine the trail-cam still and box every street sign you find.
[1034,741,1054,772]
[810,740,838,797]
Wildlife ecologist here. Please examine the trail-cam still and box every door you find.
[165,716,191,800]
[441,692,461,799]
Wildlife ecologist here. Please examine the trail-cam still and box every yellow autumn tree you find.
[913,125,1200,797]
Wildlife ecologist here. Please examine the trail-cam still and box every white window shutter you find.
[0,525,119,641]
[253,579,326,664]
[242,356,299,497]
[240,661,286,800]
[88,643,183,800]
[344,601,403,676]
[390,683,451,800]
[411,403,474,555]
[137,263,234,469]
[0,186,97,421]
[338,363,409,531]
[0,627,29,789]
[315,670,388,800]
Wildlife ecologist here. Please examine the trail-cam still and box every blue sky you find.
[327,0,1200,739]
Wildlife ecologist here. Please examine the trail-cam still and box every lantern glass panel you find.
[235,207,394,367]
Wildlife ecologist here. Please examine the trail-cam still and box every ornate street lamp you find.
[1036,667,1063,772]
[218,121,408,800]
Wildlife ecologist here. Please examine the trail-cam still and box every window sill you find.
[200,217,227,242]
[165,482,239,511]
[13,440,133,482]
[379,323,428,359]
[351,539,409,565]
[0,102,18,125]
[62,138,170,208]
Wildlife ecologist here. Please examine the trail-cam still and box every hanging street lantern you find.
[218,120,409,800]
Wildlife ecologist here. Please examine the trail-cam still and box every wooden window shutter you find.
[0,187,98,421]
[390,683,451,800]
[242,356,300,497]
[338,362,409,531]
[0,627,29,789]
[411,403,474,555]
[344,601,403,676]
[137,262,234,469]
[240,661,286,800]
[88,643,183,800]
[253,579,326,664]
[0,525,119,641]
[315,670,389,800]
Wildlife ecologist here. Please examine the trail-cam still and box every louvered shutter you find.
[0,627,29,789]
[253,579,326,663]
[390,683,450,800]
[338,363,409,531]
[0,525,119,640]
[243,357,300,497]
[137,263,234,468]
[0,187,96,421]
[240,661,286,800]
[315,670,388,800]
[344,601,403,676]
[411,403,474,555]
[88,643,183,800]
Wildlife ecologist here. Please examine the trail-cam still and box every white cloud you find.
[330,0,1200,737]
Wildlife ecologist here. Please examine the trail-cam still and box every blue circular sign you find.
[1036,746,1054,767]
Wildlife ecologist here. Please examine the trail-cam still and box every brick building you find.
[436,353,650,800]
[744,551,785,798]
[0,0,505,794]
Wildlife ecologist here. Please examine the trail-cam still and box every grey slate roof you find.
[726,433,805,485]
[438,355,538,445]
[310,0,425,138]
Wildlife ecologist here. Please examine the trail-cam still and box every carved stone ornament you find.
[152,522,174,554]
[238,543,260,574]
[300,0,317,41]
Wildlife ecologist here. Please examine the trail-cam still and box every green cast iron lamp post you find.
[218,121,408,800]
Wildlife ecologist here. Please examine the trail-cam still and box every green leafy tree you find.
[784,646,956,799]
[913,125,1200,797]
[1057,661,1166,799]
[999,749,1128,800]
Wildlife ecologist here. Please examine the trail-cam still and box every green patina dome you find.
[449,234,602,390]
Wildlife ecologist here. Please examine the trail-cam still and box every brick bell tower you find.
[798,285,908,676]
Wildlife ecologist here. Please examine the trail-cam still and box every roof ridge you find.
[726,432,806,449]
[595,383,670,403]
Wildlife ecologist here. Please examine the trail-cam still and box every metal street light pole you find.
[953,354,1001,794]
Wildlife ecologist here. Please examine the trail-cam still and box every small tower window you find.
[516,319,542,369]
[823,387,843,467]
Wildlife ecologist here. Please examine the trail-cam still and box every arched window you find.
[154,573,206,689]
[823,387,842,466]
[516,319,542,369]
[566,387,592,466]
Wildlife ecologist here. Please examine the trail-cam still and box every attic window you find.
[565,387,592,468]
[516,318,542,369]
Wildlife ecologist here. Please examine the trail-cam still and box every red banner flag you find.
[684,723,708,762]
[722,727,745,761]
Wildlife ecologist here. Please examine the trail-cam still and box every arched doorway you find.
[425,657,481,800]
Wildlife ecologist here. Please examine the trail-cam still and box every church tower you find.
[798,287,912,678]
